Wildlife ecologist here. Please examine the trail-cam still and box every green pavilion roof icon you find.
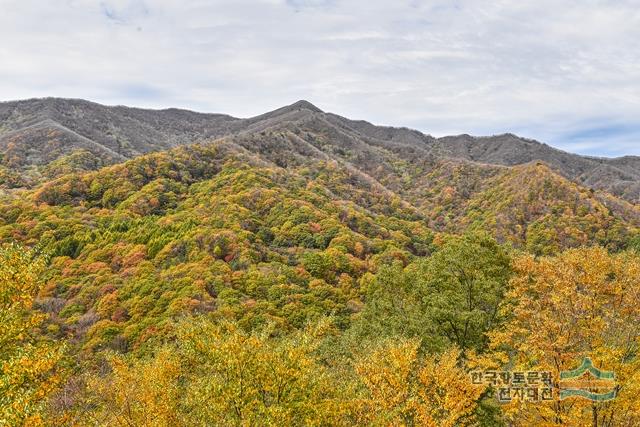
[559,357,617,402]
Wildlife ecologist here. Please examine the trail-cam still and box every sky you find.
[1,0,639,157]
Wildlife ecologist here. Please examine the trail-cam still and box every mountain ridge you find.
[1,97,639,202]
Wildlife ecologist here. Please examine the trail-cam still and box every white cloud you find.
[0,0,638,156]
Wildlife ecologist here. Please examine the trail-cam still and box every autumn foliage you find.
[0,245,64,426]
[0,140,640,425]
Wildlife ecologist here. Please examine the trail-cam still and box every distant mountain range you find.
[1,98,639,203]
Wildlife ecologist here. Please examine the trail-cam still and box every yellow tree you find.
[490,247,640,426]
[177,318,347,426]
[354,338,485,426]
[83,348,183,427]
[81,317,349,426]
[0,244,64,426]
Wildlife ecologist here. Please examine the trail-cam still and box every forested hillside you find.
[2,99,640,426]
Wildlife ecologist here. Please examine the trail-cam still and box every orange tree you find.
[489,246,640,426]
[354,339,485,426]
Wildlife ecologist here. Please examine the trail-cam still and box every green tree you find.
[353,233,512,353]
[418,233,512,352]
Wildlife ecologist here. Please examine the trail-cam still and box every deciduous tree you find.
[0,244,64,426]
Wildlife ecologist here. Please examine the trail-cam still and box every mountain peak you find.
[287,100,323,113]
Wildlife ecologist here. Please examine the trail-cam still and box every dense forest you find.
[2,101,640,426]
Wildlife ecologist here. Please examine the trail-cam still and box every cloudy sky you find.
[1,0,639,157]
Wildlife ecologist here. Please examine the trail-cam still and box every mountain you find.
[0,137,630,348]
[0,129,634,353]
[1,97,639,204]
[0,141,431,349]
[0,98,323,172]
[2,97,639,254]
[1,97,639,424]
